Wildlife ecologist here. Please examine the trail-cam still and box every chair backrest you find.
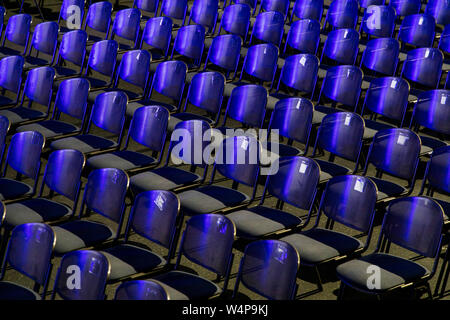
[365,128,421,180]
[86,40,118,78]
[57,30,87,68]
[250,10,285,47]
[240,43,278,84]
[219,3,251,40]
[189,0,219,32]
[59,0,85,25]
[278,54,319,97]
[285,19,321,55]
[140,17,173,57]
[114,280,169,300]
[398,14,435,48]
[126,105,169,155]
[87,91,127,137]
[264,156,320,210]
[205,34,242,77]
[224,84,267,128]
[360,5,396,38]
[160,0,188,23]
[236,239,299,300]
[259,0,290,18]
[389,0,420,16]
[53,250,109,300]
[319,65,363,109]
[5,131,44,180]
[2,223,54,290]
[126,190,179,251]
[149,60,187,103]
[439,24,450,55]
[84,1,112,36]
[362,77,410,125]
[410,89,450,135]
[421,145,450,194]
[359,0,384,8]
[401,47,443,88]
[325,0,359,29]
[0,115,9,162]
[22,66,55,107]
[291,0,324,22]
[178,214,235,276]
[380,197,443,258]
[171,24,205,63]
[82,168,129,223]
[425,0,450,25]
[42,149,85,202]
[111,8,141,47]
[28,21,59,59]
[228,0,257,14]
[360,37,399,76]
[320,175,377,232]
[0,55,24,96]
[185,71,225,116]
[54,78,90,120]
[3,13,32,52]
[322,28,360,65]
[115,50,151,92]
[134,0,159,13]
[314,112,364,163]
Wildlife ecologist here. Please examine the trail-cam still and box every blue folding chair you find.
[24,21,59,69]
[227,156,319,239]
[110,8,141,51]
[281,175,377,295]
[360,37,399,76]
[0,55,24,108]
[57,0,85,33]
[0,66,55,127]
[126,60,187,117]
[51,250,109,300]
[115,280,169,300]
[425,0,450,26]
[409,89,449,156]
[83,1,113,43]
[170,24,205,68]
[84,40,119,90]
[217,3,251,41]
[0,223,54,300]
[0,14,32,58]
[312,112,365,180]
[284,19,321,55]
[140,16,173,59]
[87,105,169,172]
[50,91,127,155]
[398,14,436,49]
[3,149,84,230]
[0,131,44,203]
[360,5,396,39]
[259,0,290,19]
[337,196,443,299]
[149,214,235,299]
[159,0,188,27]
[232,240,300,300]
[249,11,285,47]
[100,190,180,281]
[321,28,360,66]
[363,128,421,202]
[53,30,87,78]
[204,34,242,80]
[389,0,421,17]
[129,119,211,194]
[324,0,359,31]
[188,0,219,34]
[291,0,324,22]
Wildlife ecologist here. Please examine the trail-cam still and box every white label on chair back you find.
[344,114,351,126]
[300,56,306,66]
[441,95,447,105]
[397,134,408,145]
[299,162,308,174]
[354,178,365,193]
[154,193,166,211]
[390,79,398,89]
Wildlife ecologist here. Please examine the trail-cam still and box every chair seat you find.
[86,77,110,91]
[168,112,214,132]
[314,159,352,182]
[52,220,116,255]
[369,176,407,201]
[87,150,156,171]
[49,134,118,154]
[24,56,50,69]
[101,243,166,281]
[126,99,177,117]
[179,185,250,215]
[260,142,303,167]
[0,47,23,58]
[130,167,203,194]
[0,95,16,107]
[336,253,430,293]
[0,281,41,300]
[4,198,72,228]
[363,120,395,140]
[419,136,447,156]
[53,65,80,78]
[17,120,79,139]
[0,107,46,125]
[227,205,303,239]
[313,105,341,125]
[224,81,247,97]
[267,93,289,111]
[281,228,364,265]
[152,270,222,300]
[0,178,33,201]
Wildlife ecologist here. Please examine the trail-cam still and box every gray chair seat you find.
[24,56,50,69]
[315,159,352,183]
[260,142,303,167]
[0,178,33,201]
[419,136,447,156]
[227,205,303,239]
[0,281,41,300]
[179,185,250,215]
[152,270,222,300]
[0,95,17,107]
[130,167,203,194]
[4,198,72,228]
[0,107,46,125]
[363,120,395,140]
[50,134,118,154]
[336,253,429,293]
[17,120,80,139]
[312,110,328,125]
[87,150,156,171]
[281,228,364,265]
[266,93,290,111]
[368,176,407,201]
[168,112,214,132]
[101,243,166,281]
[52,220,116,255]
[86,77,110,91]
[126,99,177,117]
